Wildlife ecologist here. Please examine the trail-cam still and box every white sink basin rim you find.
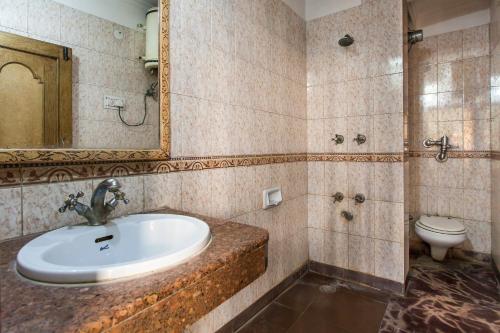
[16,214,211,284]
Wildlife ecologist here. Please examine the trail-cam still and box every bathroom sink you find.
[16,214,211,284]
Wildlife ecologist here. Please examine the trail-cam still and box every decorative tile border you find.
[409,151,492,159]
[2,151,495,187]
[307,153,404,162]
[493,151,500,160]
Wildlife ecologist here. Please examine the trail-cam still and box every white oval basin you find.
[16,214,211,284]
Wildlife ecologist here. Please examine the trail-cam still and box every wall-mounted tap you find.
[354,193,365,204]
[332,192,344,203]
[353,134,366,145]
[332,134,344,145]
[423,135,457,162]
[341,211,353,221]
[59,178,129,226]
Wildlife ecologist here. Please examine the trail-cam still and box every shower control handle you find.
[353,134,366,145]
[354,193,365,204]
[341,211,353,221]
[332,134,344,145]
[332,192,344,203]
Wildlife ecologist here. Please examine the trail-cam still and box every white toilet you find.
[415,215,466,261]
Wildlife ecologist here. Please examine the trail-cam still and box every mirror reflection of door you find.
[0,31,72,149]
[0,49,58,148]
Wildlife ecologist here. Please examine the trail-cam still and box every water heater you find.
[144,7,158,70]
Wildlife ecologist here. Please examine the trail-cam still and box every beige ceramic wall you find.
[306,0,407,284]
[408,24,493,255]
[490,0,500,270]
[0,0,159,149]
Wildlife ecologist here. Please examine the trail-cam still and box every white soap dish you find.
[263,187,283,209]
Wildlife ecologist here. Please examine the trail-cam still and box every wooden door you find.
[0,47,59,148]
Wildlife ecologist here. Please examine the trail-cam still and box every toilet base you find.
[430,246,448,261]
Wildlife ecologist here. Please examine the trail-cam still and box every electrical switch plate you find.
[104,96,125,110]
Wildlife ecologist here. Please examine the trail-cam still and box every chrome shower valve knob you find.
[332,192,344,203]
[353,134,366,145]
[332,134,344,145]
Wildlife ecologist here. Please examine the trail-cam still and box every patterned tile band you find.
[1,151,496,186]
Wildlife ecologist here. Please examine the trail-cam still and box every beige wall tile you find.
[437,61,463,93]
[325,162,348,197]
[464,159,491,191]
[181,170,213,217]
[374,240,404,282]
[463,88,491,120]
[144,173,182,212]
[463,189,491,222]
[348,162,374,199]
[22,180,93,234]
[308,195,325,230]
[307,119,324,153]
[348,199,374,238]
[374,163,404,203]
[28,0,60,40]
[412,65,437,95]
[374,201,404,242]
[348,235,374,275]
[463,56,490,91]
[323,230,348,269]
[437,30,463,63]
[374,113,404,152]
[308,162,324,195]
[463,120,491,151]
[0,187,22,241]
[211,168,236,220]
[413,94,438,123]
[0,0,28,31]
[437,92,463,121]
[324,82,348,118]
[373,73,404,115]
[463,220,491,253]
[463,25,489,59]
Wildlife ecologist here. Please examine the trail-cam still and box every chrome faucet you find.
[58,178,129,226]
[423,135,457,162]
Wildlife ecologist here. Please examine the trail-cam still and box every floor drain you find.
[319,284,338,293]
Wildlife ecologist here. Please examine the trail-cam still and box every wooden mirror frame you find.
[0,0,169,166]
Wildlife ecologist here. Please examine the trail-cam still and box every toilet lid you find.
[416,215,465,234]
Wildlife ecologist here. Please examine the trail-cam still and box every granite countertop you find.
[0,208,269,333]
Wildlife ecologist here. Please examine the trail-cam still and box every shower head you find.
[338,34,354,47]
[408,30,423,45]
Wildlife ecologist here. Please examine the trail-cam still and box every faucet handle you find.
[113,190,129,205]
[59,192,85,213]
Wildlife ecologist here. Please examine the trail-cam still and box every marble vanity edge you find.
[0,208,269,333]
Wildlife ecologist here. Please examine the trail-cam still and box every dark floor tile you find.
[275,283,320,313]
[250,303,301,331]
[300,272,336,286]
[287,315,351,333]
[297,288,387,333]
[237,317,286,333]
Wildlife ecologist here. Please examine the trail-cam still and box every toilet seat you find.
[416,216,465,235]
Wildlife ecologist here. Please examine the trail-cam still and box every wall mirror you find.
[0,0,168,164]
